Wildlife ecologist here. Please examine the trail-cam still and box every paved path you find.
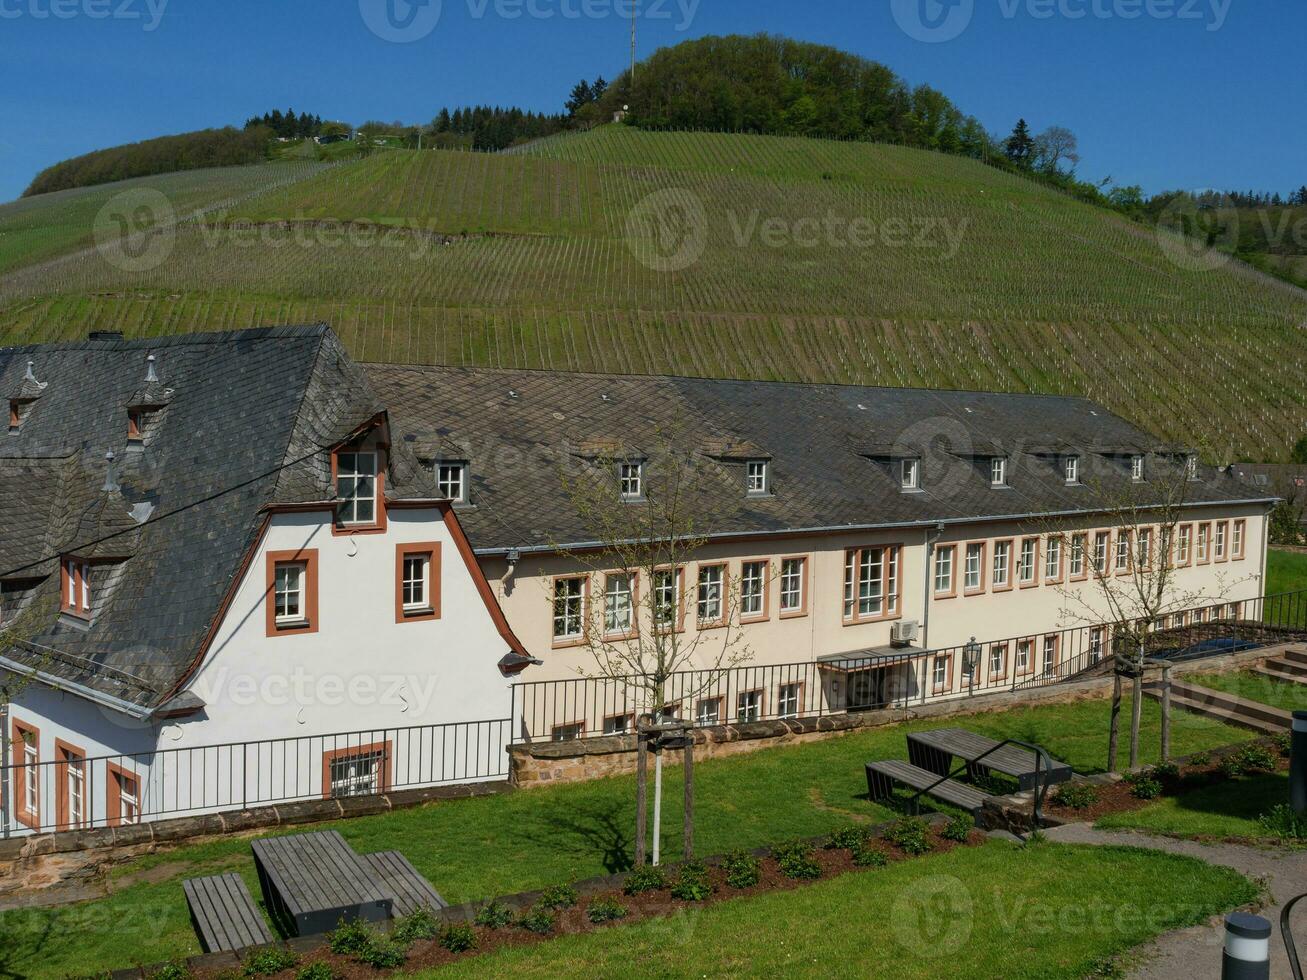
[1045,823,1307,979]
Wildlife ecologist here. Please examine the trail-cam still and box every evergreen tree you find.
[1004,118,1035,166]
[566,79,593,116]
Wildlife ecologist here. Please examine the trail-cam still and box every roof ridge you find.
[0,323,330,356]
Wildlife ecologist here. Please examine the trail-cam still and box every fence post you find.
[1161,662,1172,763]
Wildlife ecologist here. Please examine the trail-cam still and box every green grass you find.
[1268,548,1307,597]
[0,696,1248,979]
[1096,770,1290,841]
[416,841,1258,979]
[1186,670,1307,713]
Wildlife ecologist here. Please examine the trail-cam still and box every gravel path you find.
[1044,823,1307,978]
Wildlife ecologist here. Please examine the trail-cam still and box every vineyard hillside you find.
[0,127,1304,459]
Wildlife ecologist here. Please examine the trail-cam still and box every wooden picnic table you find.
[251,830,394,936]
[906,727,1072,791]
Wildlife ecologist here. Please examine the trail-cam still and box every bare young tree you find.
[0,598,57,821]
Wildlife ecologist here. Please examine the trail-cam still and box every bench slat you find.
[865,760,991,814]
[184,873,275,953]
[361,851,448,917]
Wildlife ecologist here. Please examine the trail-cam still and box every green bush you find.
[295,965,336,980]
[586,897,629,923]
[770,840,820,879]
[1130,776,1162,800]
[392,907,439,943]
[538,883,579,911]
[721,850,761,889]
[851,845,888,868]
[151,964,191,980]
[670,861,714,901]
[1273,733,1291,757]
[474,900,514,929]
[1188,750,1212,767]
[941,816,972,842]
[355,938,406,969]
[1052,782,1100,810]
[518,905,556,935]
[438,923,478,953]
[1235,745,1279,774]
[1258,804,1307,841]
[243,948,299,977]
[883,817,933,856]
[623,864,667,895]
[1152,762,1181,782]
[327,919,372,955]
[824,825,873,850]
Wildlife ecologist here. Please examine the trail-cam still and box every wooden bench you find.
[907,728,1072,791]
[865,760,993,816]
[183,873,276,953]
[361,851,448,917]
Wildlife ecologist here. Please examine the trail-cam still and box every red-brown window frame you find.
[265,548,320,637]
[1043,535,1065,585]
[321,740,392,799]
[1069,533,1089,582]
[395,541,441,624]
[1214,520,1229,563]
[933,545,958,599]
[776,680,805,719]
[778,555,809,619]
[551,574,590,649]
[1018,536,1041,589]
[987,642,1008,682]
[54,738,87,832]
[60,556,93,619]
[992,538,1015,592]
[1175,523,1194,567]
[739,558,771,624]
[12,720,39,830]
[1232,519,1246,560]
[843,545,903,623]
[1196,522,1212,565]
[931,653,953,694]
[651,565,687,635]
[694,563,729,630]
[106,762,140,828]
[330,444,388,536]
[962,541,988,597]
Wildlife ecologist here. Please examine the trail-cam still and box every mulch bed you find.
[195,825,984,979]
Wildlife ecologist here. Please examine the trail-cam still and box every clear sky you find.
[1,0,1301,202]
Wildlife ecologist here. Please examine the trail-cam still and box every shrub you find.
[883,817,933,856]
[355,938,407,969]
[825,825,873,850]
[1152,762,1181,782]
[851,845,888,868]
[327,919,372,955]
[1258,804,1307,841]
[586,897,629,923]
[1273,732,1291,757]
[243,948,299,977]
[295,966,336,980]
[538,883,579,911]
[1053,783,1100,811]
[1235,745,1279,774]
[151,964,191,980]
[1188,750,1212,767]
[941,816,972,842]
[770,841,820,880]
[623,864,667,895]
[392,907,439,943]
[1130,776,1162,800]
[721,850,761,889]
[439,923,478,953]
[474,900,514,929]
[670,861,714,901]
[518,905,556,935]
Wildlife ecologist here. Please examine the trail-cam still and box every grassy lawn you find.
[1187,670,1307,713]
[0,697,1250,979]
[416,841,1259,980]
[1096,771,1290,841]
[1267,548,1307,598]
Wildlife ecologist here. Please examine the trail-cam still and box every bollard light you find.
[1222,913,1271,980]
[1292,711,1307,817]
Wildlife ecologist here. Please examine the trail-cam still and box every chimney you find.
[103,451,119,493]
[23,360,39,384]
[145,354,159,383]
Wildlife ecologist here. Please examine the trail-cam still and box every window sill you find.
[842,612,902,627]
[58,612,92,630]
[551,636,587,650]
[779,609,808,620]
[272,618,313,633]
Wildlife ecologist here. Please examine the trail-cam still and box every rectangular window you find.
[603,714,633,735]
[992,540,1012,589]
[619,461,643,500]
[1137,528,1153,570]
[695,697,722,726]
[604,573,634,636]
[1044,536,1063,582]
[1192,606,1206,624]
[111,767,140,826]
[934,546,956,596]
[1177,524,1192,565]
[1214,521,1227,561]
[1016,639,1033,673]
[1232,520,1245,559]
[335,450,378,527]
[737,690,762,723]
[779,557,807,615]
[740,560,768,621]
[989,643,1007,678]
[327,746,389,797]
[1228,601,1242,620]
[553,577,585,641]
[843,546,900,622]
[777,682,801,719]
[127,408,145,442]
[1019,538,1038,585]
[23,739,38,816]
[652,568,680,630]
[991,457,1007,487]
[901,458,920,490]
[402,555,428,609]
[1042,636,1058,676]
[1070,534,1086,579]
[14,722,39,828]
[551,723,584,742]
[1093,532,1110,574]
[1115,531,1132,573]
[697,564,725,626]
[746,460,769,495]
[1197,523,1210,563]
[1187,455,1199,480]
[964,542,985,593]
[275,562,305,624]
[61,558,92,617]
[56,742,86,830]
[932,655,950,690]
[436,462,467,503]
[1064,456,1079,484]
[1089,627,1105,664]
[1131,455,1144,481]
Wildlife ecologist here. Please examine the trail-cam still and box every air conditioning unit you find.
[891,620,920,647]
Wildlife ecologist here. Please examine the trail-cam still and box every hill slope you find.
[0,127,1303,459]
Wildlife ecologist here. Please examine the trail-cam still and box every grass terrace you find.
[1096,768,1292,842]
[1186,670,1307,714]
[0,696,1251,979]
[1267,548,1307,599]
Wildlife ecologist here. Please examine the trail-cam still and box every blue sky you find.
[1,0,1301,202]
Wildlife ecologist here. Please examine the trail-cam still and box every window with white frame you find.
[1186,454,1199,480]
[1177,525,1192,564]
[604,573,634,635]
[746,460,769,495]
[1064,455,1080,484]
[989,644,1006,676]
[1089,627,1105,663]
[274,562,306,624]
[737,690,762,723]
[777,682,800,719]
[901,457,920,490]
[1044,536,1062,581]
[1197,524,1210,561]
[696,698,722,726]
[335,450,378,526]
[1233,520,1245,558]
[991,457,1007,487]
[992,540,1011,588]
[964,543,983,592]
[551,723,584,742]
[741,561,767,618]
[844,546,899,621]
[1131,455,1145,481]
[436,461,467,503]
[619,461,643,500]
[65,751,85,827]
[652,569,679,630]
[1115,531,1131,572]
[603,714,632,735]
[697,564,724,625]
[1041,636,1057,676]
[780,558,805,614]
[62,557,92,617]
[1137,528,1153,569]
[934,546,955,595]
[1215,522,1227,560]
[1094,532,1110,574]
[401,553,430,611]
[1019,539,1037,585]
[23,738,37,815]
[328,748,385,797]
[1016,639,1032,672]
[932,655,949,688]
[553,577,585,640]
[1070,534,1085,577]
[114,769,139,825]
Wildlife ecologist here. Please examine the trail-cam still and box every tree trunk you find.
[1108,672,1122,773]
[1129,671,1143,770]
[635,731,648,867]
[652,748,663,866]
[1160,663,1172,762]
[683,735,694,860]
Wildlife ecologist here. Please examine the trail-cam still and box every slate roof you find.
[0,325,432,714]
[365,364,1276,556]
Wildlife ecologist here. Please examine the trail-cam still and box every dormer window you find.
[900,458,921,491]
[334,447,381,528]
[619,460,644,501]
[61,558,93,619]
[990,457,1007,487]
[8,400,30,433]
[746,459,770,496]
[436,461,468,504]
[1131,455,1145,482]
[1186,454,1199,481]
[127,409,146,442]
[1064,455,1080,484]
